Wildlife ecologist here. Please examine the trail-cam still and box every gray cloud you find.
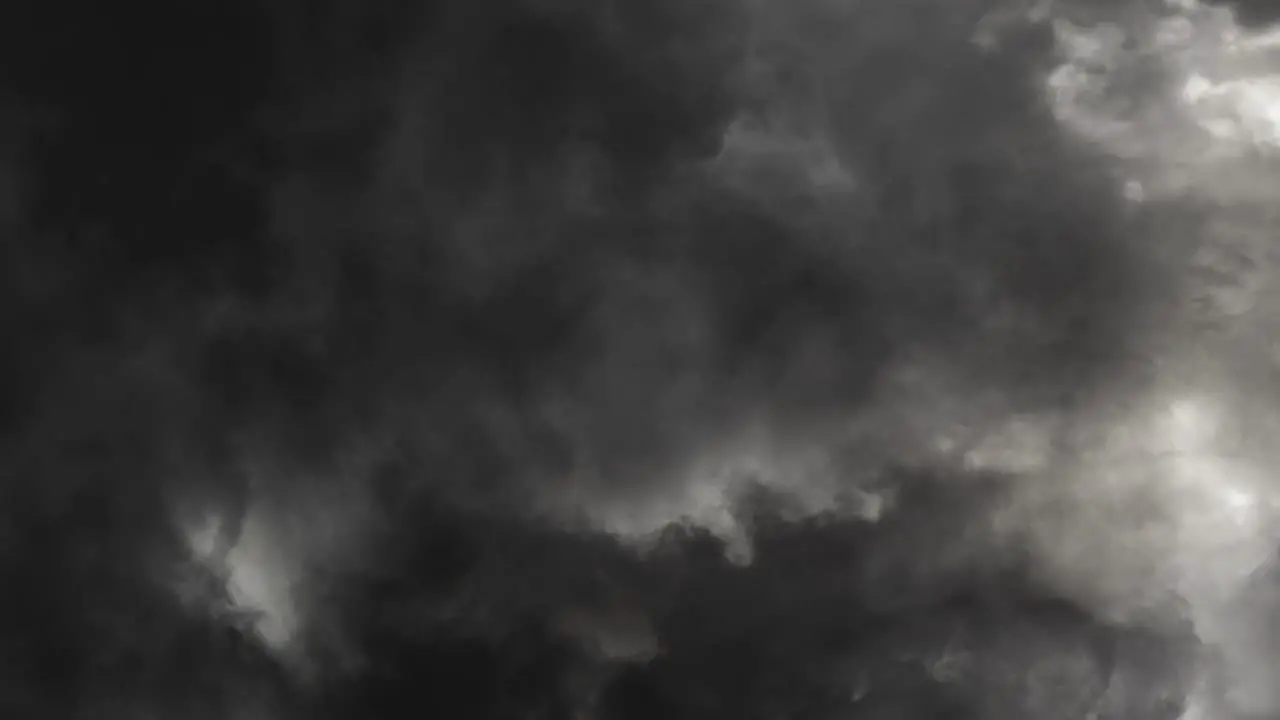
[10,1,1276,718]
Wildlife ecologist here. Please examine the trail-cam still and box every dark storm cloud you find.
[300,470,1203,720]
[238,0,1151,517]
[1205,0,1280,27]
[0,1,1208,719]
[265,1,1184,717]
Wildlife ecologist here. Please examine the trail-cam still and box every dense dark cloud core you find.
[4,0,1280,718]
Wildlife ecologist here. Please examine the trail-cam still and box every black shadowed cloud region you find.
[3,1,1280,719]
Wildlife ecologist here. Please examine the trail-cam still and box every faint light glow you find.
[1173,455,1260,529]
[1182,73,1215,104]
[1151,394,1262,531]
[181,509,226,560]
[584,432,884,563]
[174,498,299,652]
[225,511,299,650]
[713,116,857,193]
[1163,396,1217,450]
[1123,179,1146,202]
[1044,0,1280,200]
[1017,383,1278,636]
[963,414,1054,474]
[1177,683,1212,720]
[1135,389,1280,675]
[1181,73,1280,147]
[1222,485,1257,516]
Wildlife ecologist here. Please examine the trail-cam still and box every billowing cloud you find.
[8,1,1280,719]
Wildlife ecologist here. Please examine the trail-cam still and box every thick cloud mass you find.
[5,0,1280,718]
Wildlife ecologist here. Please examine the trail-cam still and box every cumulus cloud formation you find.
[5,0,1280,718]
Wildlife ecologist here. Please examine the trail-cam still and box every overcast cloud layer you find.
[4,1,1280,718]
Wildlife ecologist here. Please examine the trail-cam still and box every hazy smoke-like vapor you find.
[5,0,1280,718]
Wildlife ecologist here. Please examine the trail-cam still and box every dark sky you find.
[1,1,1275,719]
